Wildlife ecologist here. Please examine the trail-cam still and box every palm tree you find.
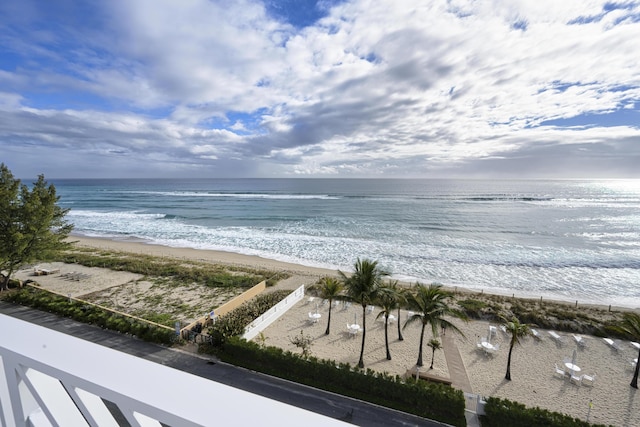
[387,280,408,341]
[427,338,442,369]
[404,283,467,367]
[502,316,532,381]
[339,258,390,368]
[317,277,343,335]
[375,284,399,360]
[616,312,640,388]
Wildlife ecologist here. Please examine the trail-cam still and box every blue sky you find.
[1,0,639,179]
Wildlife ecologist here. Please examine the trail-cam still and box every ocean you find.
[51,178,640,308]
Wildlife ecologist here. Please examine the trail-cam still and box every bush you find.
[458,299,488,318]
[217,337,466,426]
[3,287,176,345]
[207,290,291,345]
[481,397,611,427]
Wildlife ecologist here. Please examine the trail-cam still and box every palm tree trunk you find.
[1,272,11,291]
[397,307,403,341]
[384,315,391,360]
[505,344,514,380]
[358,305,366,368]
[632,347,640,388]
[430,347,435,369]
[325,300,332,335]
[417,323,426,366]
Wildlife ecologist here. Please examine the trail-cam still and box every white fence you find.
[0,313,347,427]
[243,284,305,340]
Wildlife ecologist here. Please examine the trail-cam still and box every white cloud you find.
[1,0,639,178]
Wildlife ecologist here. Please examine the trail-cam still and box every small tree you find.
[317,277,343,335]
[427,338,442,369]
[0,164,73,290]
[502,316,532,381]
[289,330,313,359]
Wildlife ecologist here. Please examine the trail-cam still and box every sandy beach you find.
[16,236,640,426]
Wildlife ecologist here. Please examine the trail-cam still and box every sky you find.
[1,0,639,179]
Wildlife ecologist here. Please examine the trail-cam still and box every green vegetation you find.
[614,312,640,388]
[501,316,532,381]
[376,281,404,360]
[2,287,175,344]
[315,276,343,335]
[404,283,468,367]
[482,397,611,427]
[0,164,73,290]
[339,258,390,368]
[456,293,625,340]
[57,247,284,288]
[206,290,291,345]
[216,337,466,427]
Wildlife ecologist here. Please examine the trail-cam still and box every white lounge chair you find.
[603,338,621,351]
[366,305,375,314]
[554,364,566,378]
[531,329,541,340]
[549,331,565,345]
[581,373,596,387]
[573,334,587,348]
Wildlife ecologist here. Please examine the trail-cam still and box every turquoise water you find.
[52,178,640,307]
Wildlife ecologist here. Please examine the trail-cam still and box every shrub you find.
[207,290,291,345]
[218,337,466,426]
[3,287,175,345]
[481,396,611,427]
[458,299,488,318]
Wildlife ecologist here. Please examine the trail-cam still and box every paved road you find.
[0,302,447,427]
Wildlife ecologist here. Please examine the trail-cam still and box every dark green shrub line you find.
[214,337,466,426]
[2,287,176,345]
[481,397,612,427]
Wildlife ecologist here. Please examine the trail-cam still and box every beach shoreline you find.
[69,234,636,312]
[17,234,638,426]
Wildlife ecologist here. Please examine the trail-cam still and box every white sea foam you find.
[57,178,640,307]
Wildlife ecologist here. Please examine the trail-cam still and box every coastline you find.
[69,234,635,312]
[70,235,338,279]
[28,234,640,425]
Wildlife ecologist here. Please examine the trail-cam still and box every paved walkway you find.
[442,332,481,427]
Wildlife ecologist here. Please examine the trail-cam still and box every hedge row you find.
[214,337,466,426]
[3,287,176,345]
[482,397,612,427]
